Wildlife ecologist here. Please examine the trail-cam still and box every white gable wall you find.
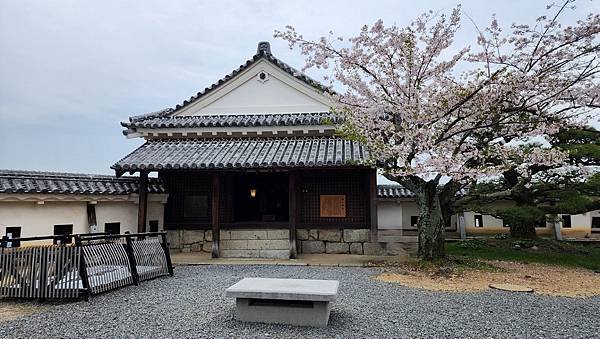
[173,60,332,116]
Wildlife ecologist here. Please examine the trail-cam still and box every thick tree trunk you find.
[414,181,445,260]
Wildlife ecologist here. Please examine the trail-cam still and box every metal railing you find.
[0,231,173,300]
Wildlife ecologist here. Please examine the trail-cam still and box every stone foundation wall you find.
[297,229,415,256]
[166,229,290,259]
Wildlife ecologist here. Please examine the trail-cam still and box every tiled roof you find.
[0,170,165,195]
[125,41,334,125]
[112,137,369,171]
[377,185,415,198]
[122,112,339,131]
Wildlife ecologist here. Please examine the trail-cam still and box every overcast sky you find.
[0,0,596,176]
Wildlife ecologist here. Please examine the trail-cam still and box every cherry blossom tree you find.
[275,1,599,259]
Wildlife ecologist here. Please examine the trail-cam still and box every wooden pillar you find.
[288,172,298,259]
[211,173,220,258]
[137,171,149,233]
[368,169,378,242]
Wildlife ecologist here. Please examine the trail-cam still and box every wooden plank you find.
[288,172,298,259]
[368,169,378,242]
[137,171,149,233]
[211,173,221,259]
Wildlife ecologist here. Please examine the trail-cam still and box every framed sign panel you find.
[320,195,346,218]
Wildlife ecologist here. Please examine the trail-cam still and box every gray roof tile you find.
[122,112,339,130]
[377,185,415,198]
[0,170,165,195]
[112,137,369,171]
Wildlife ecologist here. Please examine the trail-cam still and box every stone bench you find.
[225,277,339,327]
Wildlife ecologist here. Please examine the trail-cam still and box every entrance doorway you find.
[233,173,289,223]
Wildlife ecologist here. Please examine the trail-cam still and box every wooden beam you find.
[137,171,149,233]
[368,169,378,242]
[86,203,97,233]
[288,172,298,259]
[211,173,221,258]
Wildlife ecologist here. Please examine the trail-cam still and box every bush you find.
[458,239,485,250]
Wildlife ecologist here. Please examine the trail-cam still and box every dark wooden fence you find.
[0,232,173,300]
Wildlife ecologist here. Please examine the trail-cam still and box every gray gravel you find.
[1,265,599,338]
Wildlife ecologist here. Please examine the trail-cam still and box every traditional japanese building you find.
[112,42,378,259]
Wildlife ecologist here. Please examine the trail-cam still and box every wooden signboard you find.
[320,195,346,218]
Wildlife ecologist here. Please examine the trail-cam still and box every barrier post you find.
[74,235,91,301]
[124,233,139,286]
[160,233,174,276]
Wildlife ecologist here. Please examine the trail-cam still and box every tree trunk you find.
[414,180,445,260]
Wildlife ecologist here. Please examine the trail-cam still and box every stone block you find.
[191,243,204,252]
[220,240,248,250]
[220,230,231,240]
[204,230,212,242]
[318,230,342,242]
[221,249,260,258]
[343,229,369,243]
[259,250,290,259]
[302,241,325,254]
[230,230,267,240]
[166,230,182,249]
[202,242,212,253]
[181,246,191,253]
[267,230,289,240]
[385,243,409,256]
[297,229,309,240]
[247,239,289,250]
[325,242,349,254]
[308,229,319,240]
[182,230,204,244]
[349,243,363,255]
[363,242,386,256]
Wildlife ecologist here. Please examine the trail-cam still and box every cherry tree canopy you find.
[275,2,599,184]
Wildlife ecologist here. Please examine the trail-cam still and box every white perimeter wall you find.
[0,197,165,245]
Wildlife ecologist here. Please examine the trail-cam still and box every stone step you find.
[221,249,289,259]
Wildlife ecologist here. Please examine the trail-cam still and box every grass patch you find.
[446,238,600,271]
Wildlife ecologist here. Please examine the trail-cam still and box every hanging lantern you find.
[250,188,257,198]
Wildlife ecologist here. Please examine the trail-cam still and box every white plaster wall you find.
[401,201,420,229]
[0,201,88,245]
[174,61,331,116]
[559,213,590,229]
[91,201,165,234]
[377,201,403,229]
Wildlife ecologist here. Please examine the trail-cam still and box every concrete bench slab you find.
[226,277,339,327]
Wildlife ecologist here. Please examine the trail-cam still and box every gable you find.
[172,59,332,116]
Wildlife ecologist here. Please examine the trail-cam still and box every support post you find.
[124,232,139,286]
[137,171,149,233]
[368,169,378,242]
[160,232,174,276]
[288,172,298,259]
[211,173,220,258]
[74,235,91,301]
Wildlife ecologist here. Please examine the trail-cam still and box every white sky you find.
[0,0,597,178]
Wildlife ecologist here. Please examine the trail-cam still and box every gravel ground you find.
[1,265,599,339]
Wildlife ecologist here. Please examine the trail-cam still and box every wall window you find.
[503,220,510,228]
[104,222,120,235]
[184,195,208,218]
[5,226,21,248]
[53,224,73,244]
[474,215,484,228]
[149,220,159,232]
[410,216,419,228]
[592,217,600,230]
[561,215,572,228]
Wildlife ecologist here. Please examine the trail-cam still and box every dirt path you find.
[0,301,47,323]
[376,260,600,297]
